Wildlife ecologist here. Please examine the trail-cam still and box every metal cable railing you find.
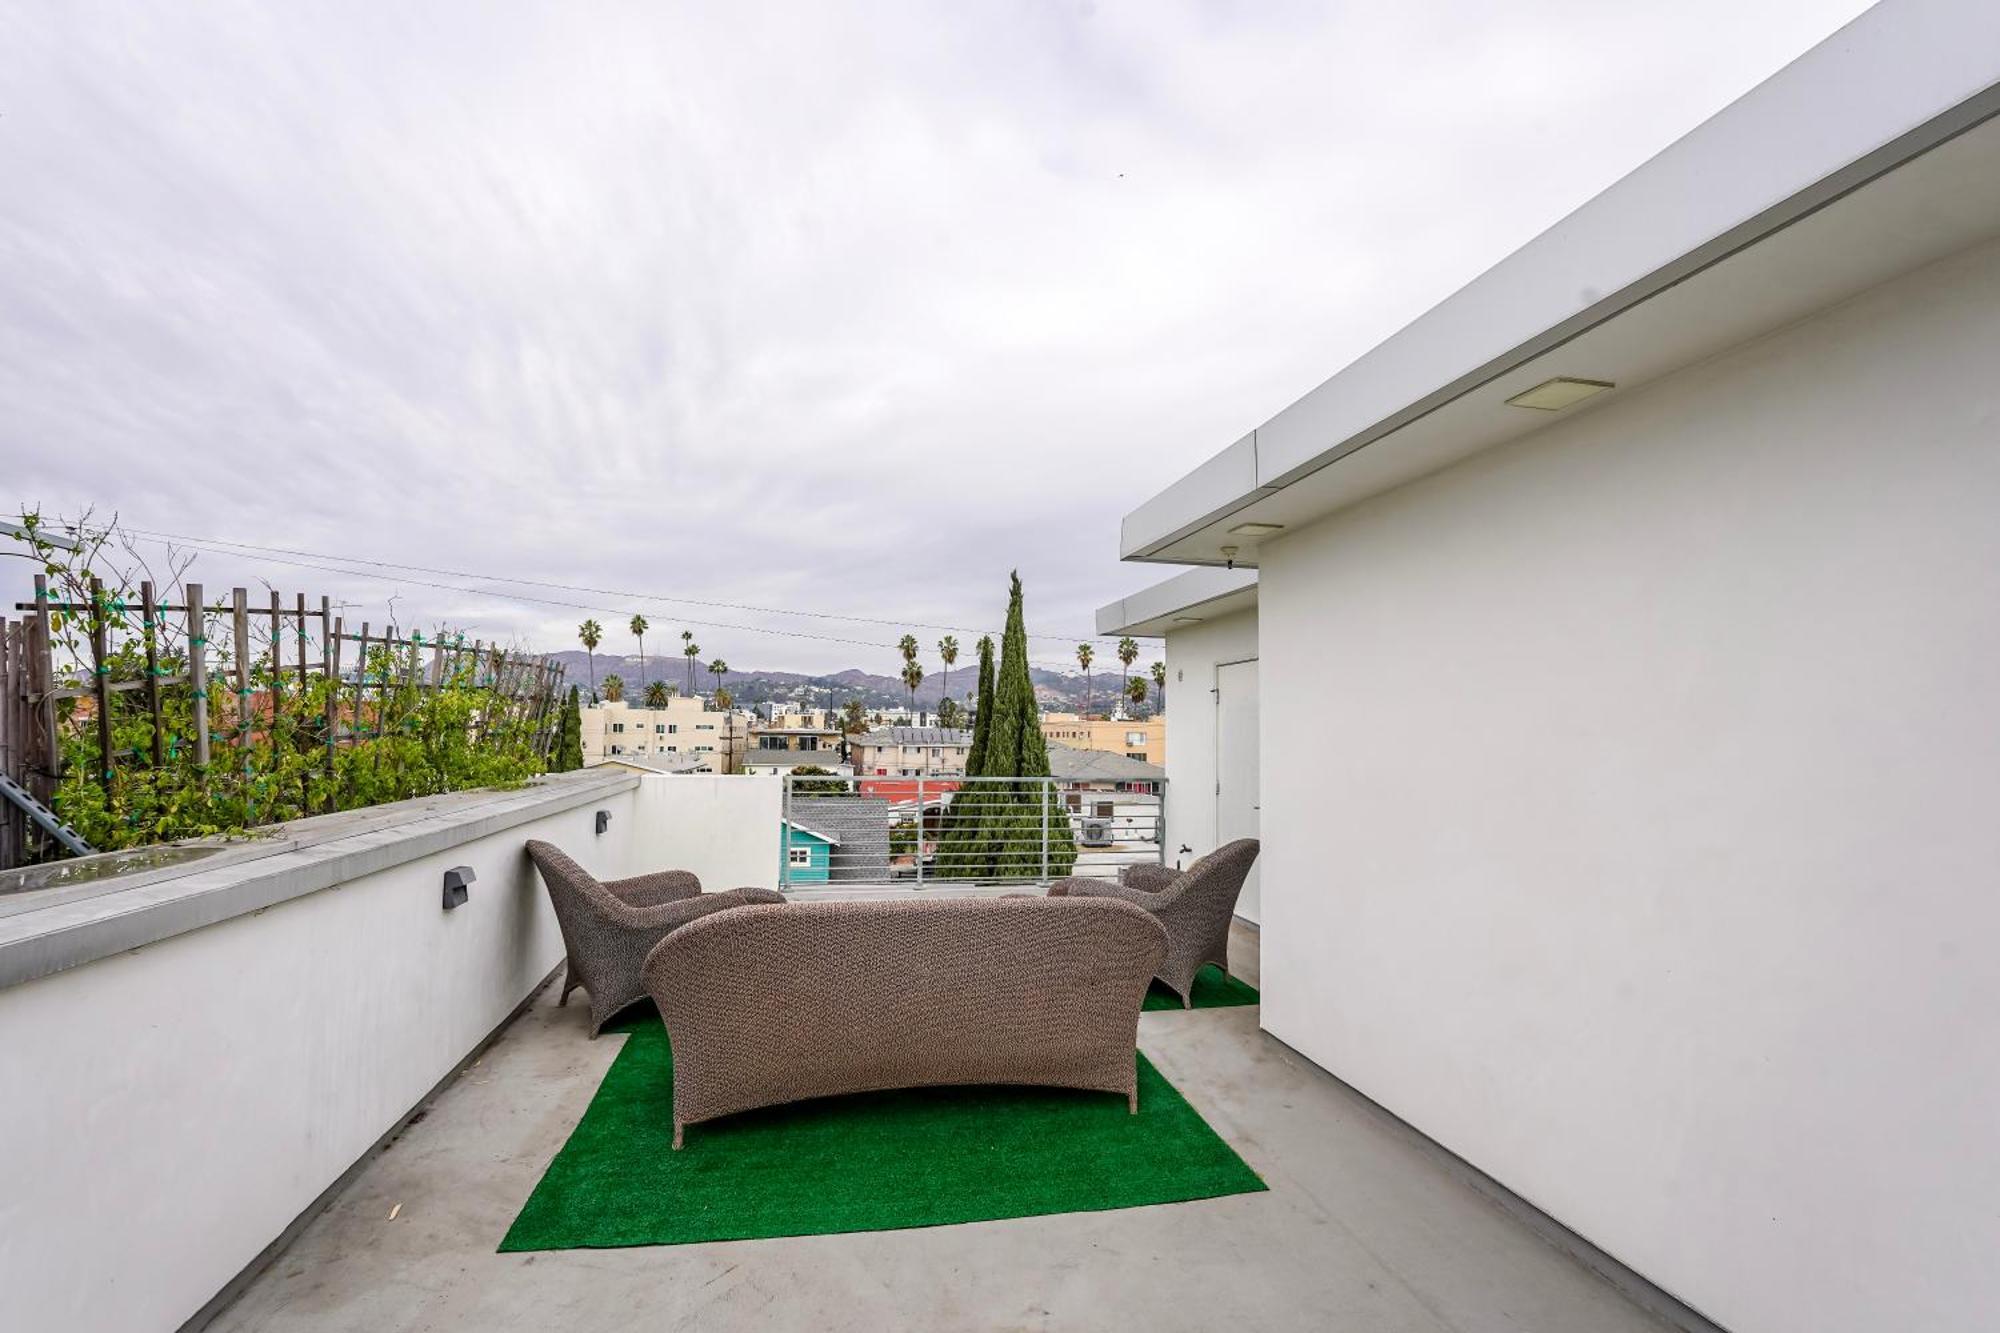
[780,772,1166,889]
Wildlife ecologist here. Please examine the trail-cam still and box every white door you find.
[1215,659,1261,924]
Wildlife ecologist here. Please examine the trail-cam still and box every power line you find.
[113,523,1122,647]
[101,526,1127,671]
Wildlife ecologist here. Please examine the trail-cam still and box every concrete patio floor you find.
[209,926,1679,1332]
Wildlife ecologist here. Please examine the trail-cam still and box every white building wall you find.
[1161,606,1259,920]
[1257,235,2000,1333]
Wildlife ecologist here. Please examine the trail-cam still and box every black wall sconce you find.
[442,865,474,911]
[596,810,612,835]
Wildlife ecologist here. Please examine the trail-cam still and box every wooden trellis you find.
[1,577,565,869]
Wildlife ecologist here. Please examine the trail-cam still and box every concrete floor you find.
[210,925,1673,1333]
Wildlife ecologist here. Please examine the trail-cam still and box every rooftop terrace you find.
[204,924,1684,1333]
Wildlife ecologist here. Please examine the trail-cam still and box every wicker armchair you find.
[524,840,784,1037]
[645,895,1168,1147]
[1046,839,1261,1008]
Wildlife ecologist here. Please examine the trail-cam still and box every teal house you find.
[781,819,839,885]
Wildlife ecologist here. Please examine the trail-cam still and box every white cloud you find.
[0,0,1871,671]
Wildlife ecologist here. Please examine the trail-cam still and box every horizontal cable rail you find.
[780,773,1166,890]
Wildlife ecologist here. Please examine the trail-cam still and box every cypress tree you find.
[553,685,584,772]
[964,634,996,775]
[937,635,998,878]
[940,573,1074,879]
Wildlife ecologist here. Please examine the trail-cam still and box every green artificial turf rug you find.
[500,1018,1265,1251]
[1142,964,1259,1012]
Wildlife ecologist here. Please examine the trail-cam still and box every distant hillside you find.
[543,650,1157,716]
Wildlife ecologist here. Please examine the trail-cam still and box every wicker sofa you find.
[524,840,785,1037]
[643,895,1169,1147]
[1046,839,1261,1008]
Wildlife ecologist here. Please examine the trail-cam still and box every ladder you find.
[0,771,94,858]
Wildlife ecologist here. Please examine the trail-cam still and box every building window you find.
[788,847,812,867]
[610,744,623,755]
[1125,731,1145,747]
[668,724,678,734]
[1065,794,1082,812]
[611,722,624,733]
[697,724,715,731]
[1095,801,1114,819]
[655,724,666,733]
[1126,751,1146,761]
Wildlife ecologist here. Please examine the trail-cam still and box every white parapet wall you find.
[0,766,778,1333]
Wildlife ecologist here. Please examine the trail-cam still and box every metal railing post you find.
[780,774,791,891]
[1040,776,1049,883]
[914,776,924,890]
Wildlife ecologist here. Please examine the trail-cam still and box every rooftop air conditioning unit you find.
[1079,817,1113,848]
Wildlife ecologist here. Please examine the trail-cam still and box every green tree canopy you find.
[937,577,1074,880]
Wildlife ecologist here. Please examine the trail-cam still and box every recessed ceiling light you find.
[1227,522,1285,536]
[1172,616,1203,624]
[1505,377,1614,411]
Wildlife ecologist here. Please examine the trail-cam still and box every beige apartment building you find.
[1039,712,1164,765]
[749,707,845,755]
[581,697,747,772]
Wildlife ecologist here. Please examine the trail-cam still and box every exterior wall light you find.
[596,810,612,835]
[1172,616,1204,625]
[1505,377,1614,410]
[442,866,474,911]
[1227,522,1285,537]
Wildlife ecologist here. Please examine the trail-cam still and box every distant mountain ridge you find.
[543,650,1151,715]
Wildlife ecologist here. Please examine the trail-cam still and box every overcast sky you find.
[3,0,1871,675]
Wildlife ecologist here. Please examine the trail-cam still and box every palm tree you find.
[602,673,625,703]
[643,680,671,709]
[1126,676,1147,712]
[937,635,959,711]
[680,629,700,695]
[629,614,649,693]
[707,658,727,703]
[577,619,603,701]
[1117,636,1139,707]
[1076,642,1094,716]
[1151,660,1167,713]
[901,659,924,711]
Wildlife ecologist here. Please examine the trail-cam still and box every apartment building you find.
[748,706,844,755]
[580,697,746,772]
[848,726,970,777]
[1039,711,1164,765]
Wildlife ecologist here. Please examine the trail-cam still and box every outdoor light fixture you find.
[1227,522,1285,537]
[1172,616,1204,625]
[595,810,612,835]
[1505,377,1614,411]
[441,866,474,911]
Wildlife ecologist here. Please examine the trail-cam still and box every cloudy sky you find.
[3,0,1870,675]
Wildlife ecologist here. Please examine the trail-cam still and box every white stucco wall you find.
[1162,607,1260,920]
[1257,234,2000,1333]
[0,769,778,1333]
[628,773,782,891]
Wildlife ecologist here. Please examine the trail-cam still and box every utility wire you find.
[104,527,1125,671]
[114,523,1123,647]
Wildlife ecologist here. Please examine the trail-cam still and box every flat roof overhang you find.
[1121,0,2000,567]
[1097,567,1257,638]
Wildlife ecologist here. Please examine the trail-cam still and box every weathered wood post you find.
[87,577,113,786]
[185,583,210,769]
[141,581,164,767]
